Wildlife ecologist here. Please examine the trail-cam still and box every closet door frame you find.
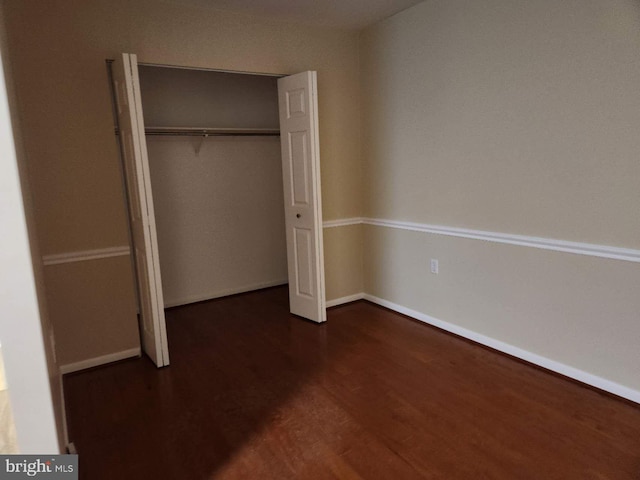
[116,59,327,355]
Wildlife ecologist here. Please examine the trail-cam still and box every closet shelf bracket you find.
[195,133,208,156]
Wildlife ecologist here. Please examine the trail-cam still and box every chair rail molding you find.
[322,217,640,263]
[42,246,131,266]
[322,217,363,228]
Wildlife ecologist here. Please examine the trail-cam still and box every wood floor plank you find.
[63,286,640,479]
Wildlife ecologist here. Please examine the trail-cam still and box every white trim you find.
[322,217,364,228]
[45,219,636,269]
[59,347,140,375]
[43,246,130,266]
[322,217,640,263]
[363,294,640,404]
[364,218,640,262]
[138,61,285,78]
[326,292,365,308]
[164,279,289,308]
[361,218,640,263]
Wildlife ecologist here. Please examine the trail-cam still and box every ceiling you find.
[160,0,424,30]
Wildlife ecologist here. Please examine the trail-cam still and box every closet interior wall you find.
[138,66,287,308]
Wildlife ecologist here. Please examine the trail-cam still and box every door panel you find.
[113,53,169,366]
[278,71,326,323]
[294,227,314,297]
[288,131,310,205]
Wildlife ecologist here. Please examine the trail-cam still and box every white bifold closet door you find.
[277,71,326,323]
[114,54,327,369]
[112,53,169,367]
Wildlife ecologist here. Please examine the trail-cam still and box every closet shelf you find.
[144,126,280,137]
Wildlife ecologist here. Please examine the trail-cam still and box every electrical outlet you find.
[430,258,439,274]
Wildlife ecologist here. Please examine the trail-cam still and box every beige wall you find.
[360,0,640,393]
[323,224,364,301]
[42,257,139,366]
[361,0,640,247]
[4,0,362,251]
[148,137,288,307]
[1,0,363,366]
[0,4,64,450]
[364,225,640,390]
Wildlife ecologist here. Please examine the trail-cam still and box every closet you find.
[138,65,288,309]
[112,54,326,368]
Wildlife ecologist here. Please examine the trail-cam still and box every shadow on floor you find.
[64,286,340,479]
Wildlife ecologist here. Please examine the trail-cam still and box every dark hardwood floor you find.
[64,286,640,479]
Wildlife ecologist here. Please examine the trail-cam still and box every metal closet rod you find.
[144,127,280,137]
[114,127,280,136]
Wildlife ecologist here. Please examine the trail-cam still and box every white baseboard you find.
[164,279,288,308]
[60,347,140,374]
[362,294,640,404]
[326,293,365,308]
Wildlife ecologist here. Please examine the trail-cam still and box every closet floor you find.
[64,286,640,479]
